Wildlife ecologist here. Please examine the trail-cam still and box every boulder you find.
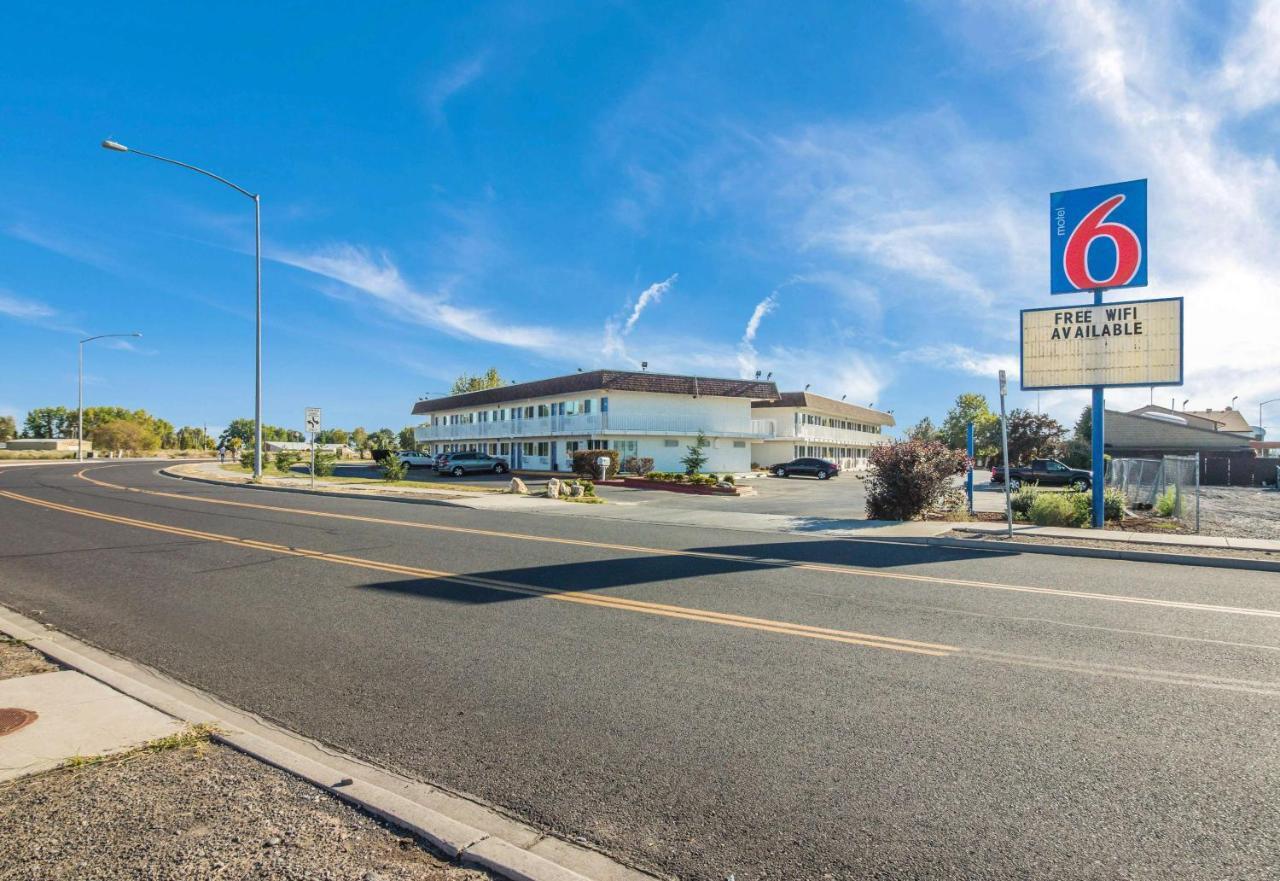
[569,483,585,498]
[509,477,528,495]
[546,477,562,498]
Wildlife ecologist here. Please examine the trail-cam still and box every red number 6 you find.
[1063,194,1142,289]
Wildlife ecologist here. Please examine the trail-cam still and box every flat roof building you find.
[411,369,779,473]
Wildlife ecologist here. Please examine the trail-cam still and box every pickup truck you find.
[990,458,1092,492]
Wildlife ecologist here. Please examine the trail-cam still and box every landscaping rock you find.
[508,477,528,495]
[545,478,561,498]
[569,484,584,498]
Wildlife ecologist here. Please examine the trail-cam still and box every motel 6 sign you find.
[1050,179,1147,294]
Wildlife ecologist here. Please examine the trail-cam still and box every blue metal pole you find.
[966,422,974,513]
[1091,288,1106,528]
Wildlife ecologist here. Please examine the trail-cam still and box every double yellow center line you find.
[0,487,954,657]
[73,467,1280,620]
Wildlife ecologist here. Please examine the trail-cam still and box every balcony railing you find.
[750,419,886,446]
[416,412,760,442]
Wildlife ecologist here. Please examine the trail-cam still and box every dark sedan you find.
[771,457,840,480]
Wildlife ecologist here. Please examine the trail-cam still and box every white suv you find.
[397,450,435,468]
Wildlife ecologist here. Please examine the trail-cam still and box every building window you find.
[566,441,581,452]
[601,397,609,413]
[537,442,549,457]
[615,440,638,457]
[664,439,679,447]
[733,440,746,448]
[537,404,549,418]
[588,440,608,450]
[499,443,510,455]
[524,406,534,418]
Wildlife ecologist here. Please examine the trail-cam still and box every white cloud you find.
[899,344,1018,380]
[624,274,677,333]
[602,274,678,364]
[426,51,491,123]
[0,290,55,320]
[273,243,560,354]
[736,291,777,378]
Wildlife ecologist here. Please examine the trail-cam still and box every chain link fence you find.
[1106,454,1201,531]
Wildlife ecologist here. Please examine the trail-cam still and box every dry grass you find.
[215,463,502,493]
[56,723,221,772]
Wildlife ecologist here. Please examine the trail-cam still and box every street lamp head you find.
[101,139,129,152]
[132,331,142,337]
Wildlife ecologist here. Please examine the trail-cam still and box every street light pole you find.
[78,332,142,460]
[1261,399,1280,440]
[101,139,263,479]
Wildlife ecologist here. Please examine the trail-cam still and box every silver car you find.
[435,451,509,477]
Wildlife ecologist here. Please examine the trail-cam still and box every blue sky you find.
[3,1,1279,438]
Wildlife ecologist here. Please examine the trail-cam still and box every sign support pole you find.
[1091,288,1106,528]
[965,422,974,515]
[998,371,1012,537]
[310,431,316,490]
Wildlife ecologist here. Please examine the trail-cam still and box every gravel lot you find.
[1196,485,1280,539]
[942,530,1280,562]
[0,742,494,881]
[0,636,57,680]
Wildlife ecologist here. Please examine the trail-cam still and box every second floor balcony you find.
[416,411,761,442]
[750,419,886,446]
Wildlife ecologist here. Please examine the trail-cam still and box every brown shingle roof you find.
[752,391,895,427]
[1185,408,1254,434]
[410,370,779,415]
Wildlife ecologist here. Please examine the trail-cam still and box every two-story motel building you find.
[410,369,893,473]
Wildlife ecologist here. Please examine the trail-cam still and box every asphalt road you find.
[1,462,1277,880]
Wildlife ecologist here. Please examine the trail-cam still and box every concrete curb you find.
[0,605,659,881]
[895,535,1280,573]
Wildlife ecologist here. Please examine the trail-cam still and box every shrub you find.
[1154,486,1178,517]
[570,449,618,479]
[721,473,735,485]
[644,471,662,480]
[1028,492,1090,527]
[1104,487,1125,522]
[680,431,709,475]
[274,451,301,474]
[239,449,261,471]
[581,479,596,497]
[636,457,654,475]
[621,456,639,474]
[864,439,968,521]
[312,450,336,477]
[1010,484,1040,520]
[379,453,408,482]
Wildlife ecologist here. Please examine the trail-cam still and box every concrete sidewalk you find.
[958,521,1280,553]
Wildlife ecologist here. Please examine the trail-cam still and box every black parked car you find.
[772,458,840,480]
[434,450,509,477]
[991,458,1091,492]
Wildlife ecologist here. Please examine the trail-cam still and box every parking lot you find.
[332,462,873,518]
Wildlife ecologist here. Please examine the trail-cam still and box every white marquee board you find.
[1020,296,1183,391]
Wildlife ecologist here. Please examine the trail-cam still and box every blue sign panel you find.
[1050,179,1147,294]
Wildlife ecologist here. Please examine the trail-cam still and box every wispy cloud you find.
[273,243,560,354]
[426,51,491,123]
[735,291,777,378]
[603,274,678,363]
[899,343,1018,380]
[0,290,55,321]
[5,222,119,271]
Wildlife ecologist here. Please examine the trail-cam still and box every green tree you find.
[219,420,302,447]
[940,393,998,458]
[0,415,15,441]
[905,417,939,442]
[314,428,348,445]
[450,367,504,396]
[680,430,709,475]
[174,426,213,450]
[995,409,1065,466]
[91,419,160,452]
[398,426,419,450]
[350,427,369,459]
[370,428,398,450]
[24,406,71,439]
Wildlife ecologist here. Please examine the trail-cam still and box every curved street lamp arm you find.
[80,332,142,345]
[123,148,257,200]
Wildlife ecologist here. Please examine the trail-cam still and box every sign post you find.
[965,422,975,515]
[1090,290,1106,528]
[304,407,322,489]
[998,370,1012,537]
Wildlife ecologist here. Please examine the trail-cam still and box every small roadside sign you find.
[304,408,322,433]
